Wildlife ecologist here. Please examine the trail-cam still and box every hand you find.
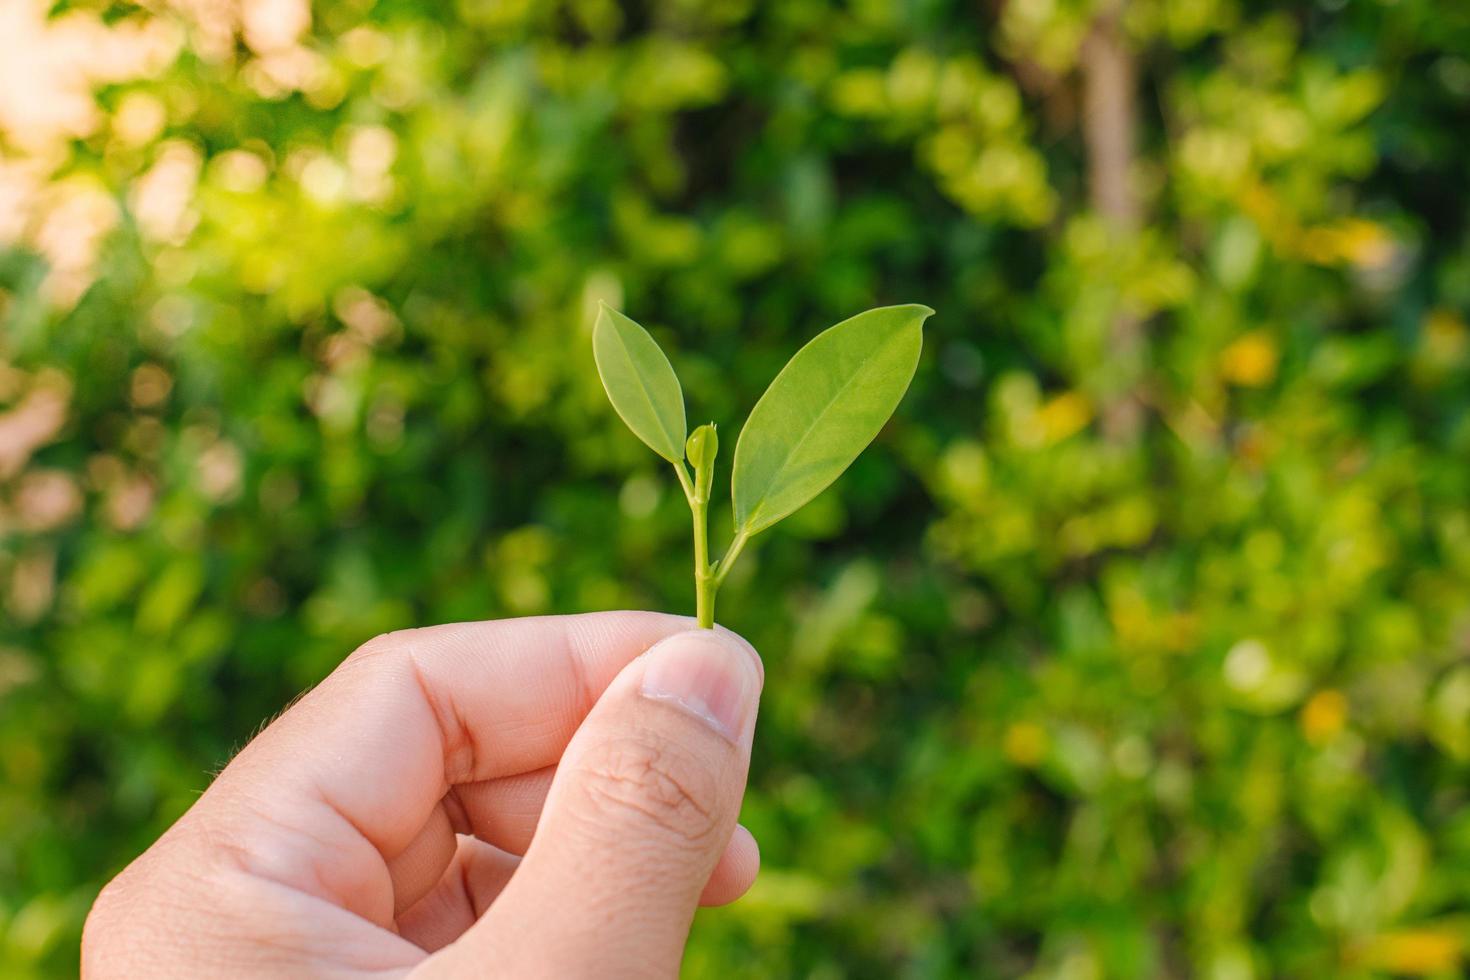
[82,613,764,978]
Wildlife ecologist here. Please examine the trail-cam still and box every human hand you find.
[82,613,764,978]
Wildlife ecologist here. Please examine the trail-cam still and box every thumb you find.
[430,628,763,978]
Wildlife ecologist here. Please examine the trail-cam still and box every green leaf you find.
[732,304,932,536]
[592,304,688,462]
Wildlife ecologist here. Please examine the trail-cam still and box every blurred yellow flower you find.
[1220,332,1278,387]
[1300,689,1348,746]
[1003,721,1048,767]
[1355,928,1463,975]
[1038,391,1093,445]
[1300,218,1395,270]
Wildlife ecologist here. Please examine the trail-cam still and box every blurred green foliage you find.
[4,0,1470,976]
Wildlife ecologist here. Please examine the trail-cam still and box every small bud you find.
[686,423,718,471]
[686,423,718,501]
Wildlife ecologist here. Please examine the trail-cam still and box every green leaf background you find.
[4,1,1470,977]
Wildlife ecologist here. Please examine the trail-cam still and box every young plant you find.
[593,302,933,629]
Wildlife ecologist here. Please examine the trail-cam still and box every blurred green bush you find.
[4,0,1470,976]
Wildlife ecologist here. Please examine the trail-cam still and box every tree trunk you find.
[1080,0,1143,438]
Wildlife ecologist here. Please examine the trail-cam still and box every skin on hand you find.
[81,612,764,978]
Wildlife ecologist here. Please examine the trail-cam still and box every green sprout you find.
[593,303,933,628]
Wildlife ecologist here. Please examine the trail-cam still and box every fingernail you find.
[640,631,761,743]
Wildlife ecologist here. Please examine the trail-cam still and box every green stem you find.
[674,460,695,506]
[682,425,724,628]
[685,455,715,628]
[693,498,713,628]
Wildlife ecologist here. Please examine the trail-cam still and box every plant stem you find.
[679,432,718,628]
[674,460,696,506]
[682,425,726,628]
[693,495,713,628]
[686,453,715,628]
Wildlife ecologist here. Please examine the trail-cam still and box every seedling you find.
[593,303,933,628]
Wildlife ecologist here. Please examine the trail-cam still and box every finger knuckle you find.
[573,736,723,846]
